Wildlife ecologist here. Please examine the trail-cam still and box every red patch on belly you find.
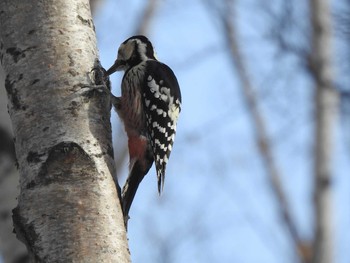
[128,135,148,160]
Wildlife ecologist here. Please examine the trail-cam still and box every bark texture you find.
[310,0,337,263]
[0,0,130,262]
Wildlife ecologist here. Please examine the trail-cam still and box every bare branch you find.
[89,0,104,16]
[309,0,337,262]
[205,0,306,262]
[261,1,308,56]
[135,0,159,36]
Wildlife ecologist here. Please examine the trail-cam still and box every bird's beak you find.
[106,59,124,75]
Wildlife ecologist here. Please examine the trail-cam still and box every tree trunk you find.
[310,0,337,263]
[0,0,130,262]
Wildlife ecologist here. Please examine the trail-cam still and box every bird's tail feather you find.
[122,154,153,228]
[157,169,165,195]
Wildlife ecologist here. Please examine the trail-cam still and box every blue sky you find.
[94,0,350,263]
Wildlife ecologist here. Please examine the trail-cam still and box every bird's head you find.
[106,35,157,75]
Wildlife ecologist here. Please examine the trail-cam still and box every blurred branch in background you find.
[259,1,309,66]
[135,0,159,36]
[309,0,337,262]
[334,0,350,156]
[204,0,307,262]
[90,0,104,15]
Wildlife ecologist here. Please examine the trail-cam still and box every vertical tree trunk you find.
[0,0,130,262]
[310,0,337,263]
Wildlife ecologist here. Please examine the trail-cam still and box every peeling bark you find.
[0,0,130,262]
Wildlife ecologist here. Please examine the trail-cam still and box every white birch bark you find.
[0,0,130,262]
[310,0,337,262]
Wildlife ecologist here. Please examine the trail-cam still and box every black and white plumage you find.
[106,35,181,221]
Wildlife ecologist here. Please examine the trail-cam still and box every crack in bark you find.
[25,142,97,190]
[6,46,37,63]
[5,74,26,110]
[26,151,46,164]
[76,15,93,27]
